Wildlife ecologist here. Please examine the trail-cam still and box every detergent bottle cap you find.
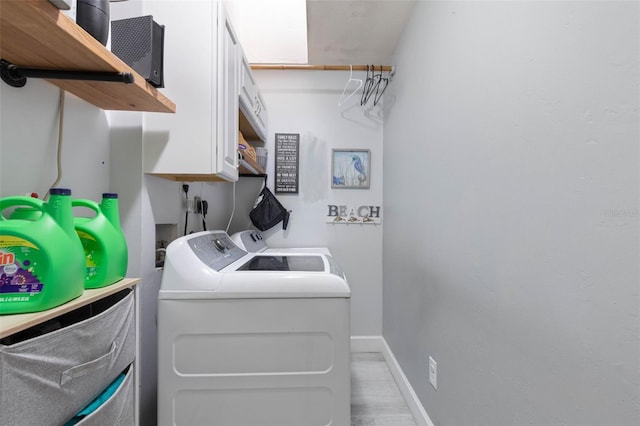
[102,193,118,199]
[50,188,71,196]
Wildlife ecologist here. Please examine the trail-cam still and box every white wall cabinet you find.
[143,0,240,182]
[239,51,268,142]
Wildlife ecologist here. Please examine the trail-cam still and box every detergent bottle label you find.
[77,230,101,281]
[0,236,45,300]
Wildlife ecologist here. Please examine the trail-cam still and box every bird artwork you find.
[332,150,370,188]
[352,155,367,184]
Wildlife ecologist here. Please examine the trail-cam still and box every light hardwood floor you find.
[351,352,418,426]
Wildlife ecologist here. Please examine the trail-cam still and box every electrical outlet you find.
[194,196,202,214]
[428,356,437,390]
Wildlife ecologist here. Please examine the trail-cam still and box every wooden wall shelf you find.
[239,152,265,175]
[0,1,175,113]
[239,109,260,141]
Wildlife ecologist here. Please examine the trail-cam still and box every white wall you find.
[247,70,384,336]
[0,81,110,199]
[383,1,639,425]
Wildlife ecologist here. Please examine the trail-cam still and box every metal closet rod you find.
[250,64,393,72]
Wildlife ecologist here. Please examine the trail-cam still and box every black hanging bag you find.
[249,185,290,231]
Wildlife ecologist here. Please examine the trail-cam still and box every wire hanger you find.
[361,65,382,106]
[360,65,374,106]
[338,64,363,106]
[373,66,391,106]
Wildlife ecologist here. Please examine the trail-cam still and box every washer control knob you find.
[213,238,226,252]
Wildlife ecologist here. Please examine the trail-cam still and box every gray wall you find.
[383,2,639,425]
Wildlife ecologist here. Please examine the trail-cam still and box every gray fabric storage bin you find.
[75,364,134,426]
[0,289,135,426]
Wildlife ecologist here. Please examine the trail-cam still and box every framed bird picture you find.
[331,149,371,189]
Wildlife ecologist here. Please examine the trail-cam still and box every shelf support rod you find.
[0,59,135,88]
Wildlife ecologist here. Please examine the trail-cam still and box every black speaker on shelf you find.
[111,16,165,88]
[77,0,110,45]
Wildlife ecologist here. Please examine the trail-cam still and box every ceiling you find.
[225,0,416,65]
[306,0,416,65]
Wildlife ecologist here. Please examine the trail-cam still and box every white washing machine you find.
[231,229,332,256]
[158,231,351,426]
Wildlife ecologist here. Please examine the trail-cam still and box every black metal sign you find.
[275,133,299,194]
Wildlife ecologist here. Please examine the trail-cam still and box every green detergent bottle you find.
[73,193,128,289]
[0,188,85,314]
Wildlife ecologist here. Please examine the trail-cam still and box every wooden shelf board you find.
[239,109,261,141]
[239,152,265,175]
[0,1,175,113]
[0,278,140,339]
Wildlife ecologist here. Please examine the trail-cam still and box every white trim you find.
[350,335,434,426]
[381,338,434,426]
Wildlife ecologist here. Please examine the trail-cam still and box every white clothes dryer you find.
[158,230,351,426]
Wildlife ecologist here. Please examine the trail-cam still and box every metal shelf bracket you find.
[0,59,134,88]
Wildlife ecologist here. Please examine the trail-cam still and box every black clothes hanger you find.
[373,66,390,106]
[360,65,374,106]
[361,65,384,106]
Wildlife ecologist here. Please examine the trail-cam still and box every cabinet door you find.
[143,0,240,180]
[143,0,215,175]
[238,52,267,142]
[216,2,239,181]
[239,52,257,115]
[253,89,268,141]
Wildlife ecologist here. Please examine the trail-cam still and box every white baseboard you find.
[351,335,434,426]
